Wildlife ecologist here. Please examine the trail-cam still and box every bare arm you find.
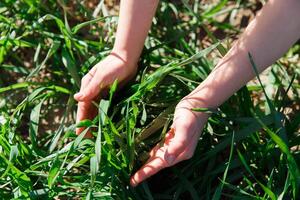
[74,0,159,135]
[187,0,300,109]
[131,0,300,187]
[112,0,159,65]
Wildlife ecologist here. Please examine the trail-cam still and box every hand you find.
[130,97,210,187]
[74,53,137,136]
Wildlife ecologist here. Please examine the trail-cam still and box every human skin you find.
[74,0,300,187]
[74,0,159,137]
[129,0,300,187]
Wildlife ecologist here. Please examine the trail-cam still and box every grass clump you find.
[0,0,300,199]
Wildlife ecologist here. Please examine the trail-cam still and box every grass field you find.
[0,0,300,199]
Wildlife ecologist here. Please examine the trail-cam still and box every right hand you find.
[74,53,137,136]
[130,97,209,187]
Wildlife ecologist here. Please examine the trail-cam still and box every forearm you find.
[187,0,300,108]
[112,0,159,65]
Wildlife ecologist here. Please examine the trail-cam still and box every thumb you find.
[75,76,103,101]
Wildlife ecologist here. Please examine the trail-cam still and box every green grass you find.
[0,0,300,199]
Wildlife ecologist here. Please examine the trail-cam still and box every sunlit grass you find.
[0,0,299,199]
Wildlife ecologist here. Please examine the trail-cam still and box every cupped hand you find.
[74,53,137,136]
[130,98,210,187]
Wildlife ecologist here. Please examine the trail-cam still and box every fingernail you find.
[165,154,176,165]
[74,93,83,99]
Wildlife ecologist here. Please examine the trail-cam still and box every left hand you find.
[130,98,209,187]
[74,53,137,137]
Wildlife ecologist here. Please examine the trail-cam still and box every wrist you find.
[182,88,218,110]
[174,97,210,132]
[176,96,212,118]
[110,47,139,67]
[109,49,138,70]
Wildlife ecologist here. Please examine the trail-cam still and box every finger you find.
[169,130,200,166]
[130,136,199,188]
[74,66,97,123]
[76,102,90,135]
[148,129,174,157]
[130,129,176,187]
[76,101,97,137]
[163,128,175,145]
[74,67,97,100]
[130,147,168,187]
[130,132,199,188]
[77,74,104,101]
[130,128,177,187]
[149,143,161,157]
[164,122,196,165]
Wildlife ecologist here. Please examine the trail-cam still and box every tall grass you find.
[0,0,299,199]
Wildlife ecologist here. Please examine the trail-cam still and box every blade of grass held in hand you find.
[191,107,220,114]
